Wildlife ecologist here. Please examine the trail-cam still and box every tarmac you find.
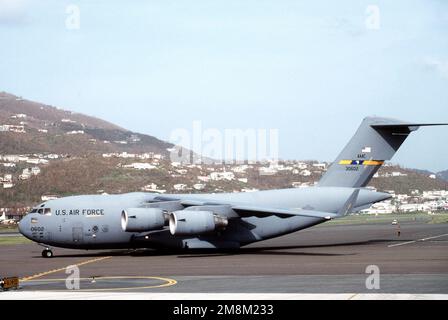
[1,221,447,297]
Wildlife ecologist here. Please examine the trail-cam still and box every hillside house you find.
[173,184,188,191]
[123,163,155,170]
[210,172,235,181]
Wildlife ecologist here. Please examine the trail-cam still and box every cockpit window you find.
[36,208,52,215]
[30,207,52,215]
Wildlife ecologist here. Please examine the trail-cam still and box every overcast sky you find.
[1,0,447,171]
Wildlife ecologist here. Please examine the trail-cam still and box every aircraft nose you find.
[18,215,30,237]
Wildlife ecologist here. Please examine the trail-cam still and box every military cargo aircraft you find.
[18,117,446,257]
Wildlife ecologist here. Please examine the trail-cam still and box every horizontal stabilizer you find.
[371,123,448,129]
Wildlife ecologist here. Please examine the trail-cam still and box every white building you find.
[398,203,428,212]
[295,162,308,170]
[2,174,12,183]
[0,125,25,133]
[312,163,327,170]
[66,130,84,135]
[141,183,166,193]
[173,184,188,191]
[123,163,156,170]
[381,172,407,178]
[300,170,311,177]
[232,165,249,173]
[118,152,136,158]
[2,163,15,168]
[272,164,293,171]
[19,167,41,180]
[241,188,259,192]
[41,195,59,201]
[209,172,235,181]
[137,153,154,160]
[1,155,19,162]
[258,167,277,175]
[193,183,206,190]
[423,190,448,200]
[31,167,41,175]
[26,158,48,165]
[392,171,407,177]
[361,201,397,214]
[395,194,410,202]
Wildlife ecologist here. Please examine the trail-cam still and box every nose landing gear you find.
[41,248,53,258]
[38,244,54,258]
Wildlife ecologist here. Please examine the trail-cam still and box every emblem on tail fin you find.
[362,147,372,153]
[339,160,384,166]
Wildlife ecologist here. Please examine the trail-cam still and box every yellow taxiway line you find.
[23,276,177,291]
[19,255,177,291]
[20,256,112,281]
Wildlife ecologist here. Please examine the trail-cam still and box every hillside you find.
[0,92,447,209]
[0,92,174,155]
[408,167,448,183]
[369,165,448,194]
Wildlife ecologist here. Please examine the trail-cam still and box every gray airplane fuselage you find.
[19,187,389,250]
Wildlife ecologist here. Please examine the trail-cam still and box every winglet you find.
[337,189,360,216]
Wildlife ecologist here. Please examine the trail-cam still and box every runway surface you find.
[1,221,447,294]
[0,232,21,237]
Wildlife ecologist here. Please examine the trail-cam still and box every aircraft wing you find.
[151,189,359,220]
[152,196,335,219]
[232,189,359,219]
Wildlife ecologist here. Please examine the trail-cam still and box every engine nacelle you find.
[121,208,167,232]
[169,210,228,235]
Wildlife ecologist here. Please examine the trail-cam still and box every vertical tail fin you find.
[318,117,447,188]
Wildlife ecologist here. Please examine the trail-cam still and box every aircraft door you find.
[72,227,84,243]
[45,232,52,242]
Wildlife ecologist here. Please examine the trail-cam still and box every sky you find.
[0,0,447,171]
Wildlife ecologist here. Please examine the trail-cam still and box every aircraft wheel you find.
[42,249,53,258]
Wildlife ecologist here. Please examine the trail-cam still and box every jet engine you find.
[121,208,168,232]
[169,210,228,235]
